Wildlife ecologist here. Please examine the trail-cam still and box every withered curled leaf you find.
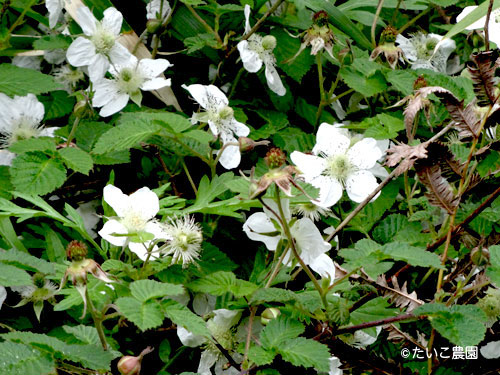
[385,143,428,176]
[468,51,499,107]
[416,162,458,214]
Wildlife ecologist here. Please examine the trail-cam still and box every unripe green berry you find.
[262,35,277,50]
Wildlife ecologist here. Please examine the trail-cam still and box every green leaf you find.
[92,116,162,154]
[33,35,71,50]
[340,67,387,97]
[40,90,75,120]
[115,297,164,331]
[381,242,443,269]
[372,214,409,244]
[9,137,56,154]
[0,262,33,286]
[0,248,54,274]
[486,245,500,287]
[363,113,405,140]
[130,279,184,302]
[385,70,418,96]
[63,325,100,345]
[0,64,62,95]
[162,299,210,337]
[1,331,119,370]
[0,341,55,375]
[10,152,67,195]
[260,316,305,349]
[350,297,398,326]
[184,33,218,53]
[193,242,237,275]
[415,304,487,347]
[279,337,331,371]
[250,288,298,305]
[271,28,314,83]
[58,147,93,175]
[188,271,258,297]
[248,345,276,366]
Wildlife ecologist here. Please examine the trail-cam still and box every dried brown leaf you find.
[415,163,459,214]
[468,51,499,107]
[376,275,423,313]
[385,143,428,176]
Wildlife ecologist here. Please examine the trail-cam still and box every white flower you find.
[98,184,167,260]
[243,198,335,282]
[54,64,85,91]
[160,215,203,267]
[12,55,42,70]
[66,6,132,82]
[75,200,100,238]
[237,5,286,96]
[11,273,58,321]
[343,326,381,349]
[183,84,250,169]
[146,0,171,20]
[0,93,58,164]
[396,32,455,73]
[92,55,172,117]
[177,309,242,375]
[327,356,343,375]
[457,6,500,47]
[293,202,333,222]
[290,123,384,208]
[46,0,64,28]
[480,340,500,359]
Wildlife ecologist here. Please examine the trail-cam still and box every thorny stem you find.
[484,0,495,52]
[226,0,286,58]
[66,117,80,148]
[315,52,326,126]
[274,186,330,317]
[371,0,385,48]
[85,288,108,350]
[334,313,423,335]
[186,4,223,46]
[327,267,359,291]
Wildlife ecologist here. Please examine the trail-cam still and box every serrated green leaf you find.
[248,345,276,366]
[92,117,162,154]
[115,297,164,331]
[40,90,75,120]
[0,262,33,286]
[381,242,443,269]
[372,214,409,244]
[279,337,330,371]
[349,297,397,326]
[0,341,55,375]
[0,64,62,96]
[58,147,93,175]
[130,279,184,302]
[385,69,418,96]
[10,152,67,195]
[260,316,305,349]
[487,245,500,287]
[9,137,56,154]
[1,331,119,370]
[363,113,405,140]
[340,67,387,97]
[250,288,298,305]
[0,248,54,274]
[63,325,100,345]
[162,299,210,337]
[33,35,71,50]
[188,271,258,297]
[192,242,237,275]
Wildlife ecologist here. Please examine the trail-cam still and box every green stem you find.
[186,4,222,46]
[182,160,198,195]
[66,117,80,147]
[371,0,385,47]
[228,68,245,99]
[398,7,431,34]
[315,52,326,126]
[85,288,108,350]
[327,267,359,291]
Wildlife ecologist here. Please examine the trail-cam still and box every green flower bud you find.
[260,307,281,325]
[146,19,162,33]
[262,35,277,51]
[218,105,234,120]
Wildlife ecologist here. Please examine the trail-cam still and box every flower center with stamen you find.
[116,67,144,95]
[91,25,116,54]
[324,154,354,184]
[121,211,147,232]
[8,120,41,145]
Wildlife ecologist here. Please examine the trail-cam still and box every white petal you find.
[128,241,152,261]
[183,84,228,110]
[46,0,63,28]
[108,42,133,66]
[193,293,216,315]
[237,41,262,73]
[244,4,251,34]
[395,34,417,62]
[0,150,15,166]
[290,151,326,179]
[262,198,291,221]
[177,326,206,347]
[66,37,97,67]
[12,55,42,70]
[291,218,331,264]
[138,58,171,79]
[128,187,160,220]
[231,120,250,137]
[0,93,15,132]
[76,5,98,35]
[218,144,241,170]
[92,79,118,107]
[102,7,123,36]
[347,138,382,170]
[212,309,241,331]
[0,286,6,310]
[352,327,381,347]
[345,170,379,203]
[369,163,389,179]
[309,253,336,283]
[76,201,100,238]
[88,54,110,82]
[141,77,171,91]
[13,94,44,125]
[264,63,286,96]
[98,219,128,246]
[103,184,130,217]
[99,93,129,117]
[144,221,169,241]
[312,123,350,156]
[243,212,280,251]
[480,340,500,359]
[310,175,343,208]
[198,350,218,375]
[329,356,343,375]
[39,127,59,137]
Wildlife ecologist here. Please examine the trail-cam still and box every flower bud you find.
[413,75,428,91]
[146,19,162,33]
[239,137,270,152]
[265,147,286,169]
[117,347,154,375]
[261,307,281,325]
[73,100,88,117]
[262,35,277,51]
[313,10,329,26]
[380,25,398,44]
[470,246,489,266]
[66,240,88,261]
